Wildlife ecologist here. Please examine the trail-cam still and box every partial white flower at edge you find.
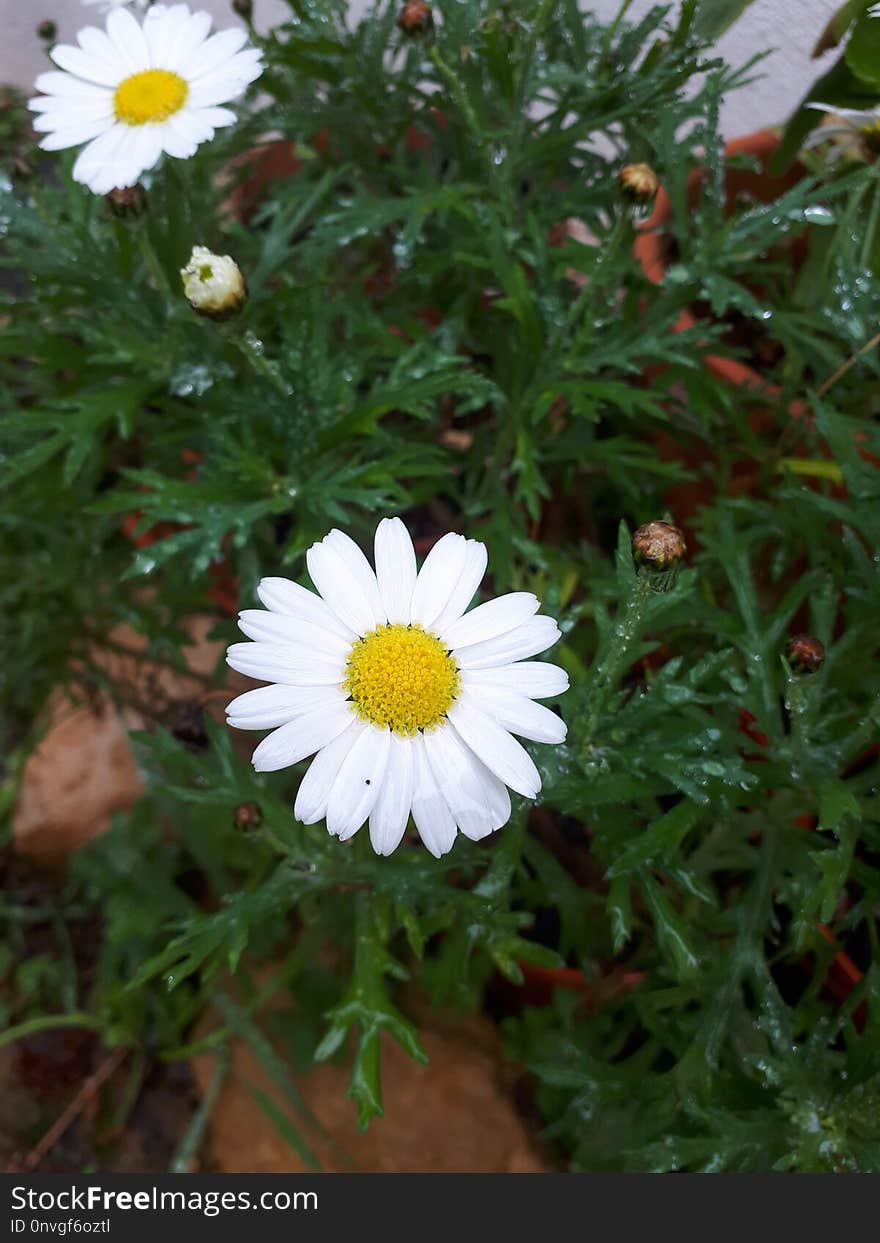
[226,519,570,859]
[804,101,880,160]
[81,1,150,13]
[28,4,263,195]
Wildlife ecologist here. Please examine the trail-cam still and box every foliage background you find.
[1,0,879,1172]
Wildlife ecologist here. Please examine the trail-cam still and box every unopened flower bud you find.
[180,245,247,320]
[632,520,686,571]
[37,19,57,42]
[785,635,825,675]
[106,184,147,219]
[619,162,660,204]
[232,0,253,20]
[397,0,434,37]
[233,801,262,829]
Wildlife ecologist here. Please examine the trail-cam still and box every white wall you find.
[1,0,841,137]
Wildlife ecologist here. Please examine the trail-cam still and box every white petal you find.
[369,733,415,856]
[37,117,114,150]
[154,112,198,157]
[77,26,133,80]
[50,44,127,87]
[143,5,180,65]
[454,616,561,670]
[256,577,355,641]
[374,517,416,624]
[30,95,114,120]
[166,106,214,144]
[325,724,391,840]
[806,102,868,122]
[478,687,567,744]
[409,532,468,629]
[441,591,539,649]
[306,538,380,635]
[186,104,237,131]
[447,696,541,798]
[123,123,165,178]
[462,660,569,700]
[71,124,133,192]
[324,530,386,625]
[188,48,263,97]
[410,734,458,857]
[429,539,488,634]
[105,8,151,72]
[33,71,115,99]
[163,9,213,74]
[217,47,264,81]
[225,641,345,686]
[236,609,351,661]
[186,81,246,110]
[226,683,344,731]
[251,701,354,772]
[187,28,248,79]
[294,720,366,824]
[425,724,510,841]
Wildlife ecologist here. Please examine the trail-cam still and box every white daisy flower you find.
[81,1,149,13]
[804,102,880,160]
[226,519,569,858]
[28,4,263,195]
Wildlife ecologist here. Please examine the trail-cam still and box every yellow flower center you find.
[114,69,188,126]
[344,623,460,735]
[860,119,880,156]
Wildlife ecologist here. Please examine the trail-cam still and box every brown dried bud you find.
[233,801,263,829]
[619,162,660,204]
[232,0,253,19]
[785,635,825,675]
[397,1,434,37]
[106,184,148,219]
[37,19,57,42]
[170,701,208,750]
[632,520,686,571]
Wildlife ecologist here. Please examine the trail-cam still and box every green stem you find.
[228,329,292,397]
[564,210,632,363]
[0,1012,104,1051]
[510,0,558,149]
[601,0,639,58]
[161,932,322,1063]
[430,45,513,217]
[169,1049,230,1173]
[349,889,386,1051]
[703,820,778,1066]
[584,571,653,741]
[816,328,880,398]
[113,219,134,281]
[135,226,173,299]
[784,672,817,780]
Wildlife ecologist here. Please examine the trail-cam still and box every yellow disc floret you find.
[861,119,880,156]
[114,70,188,126]
[344,623,460,735]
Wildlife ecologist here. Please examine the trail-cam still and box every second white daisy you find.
[226,519,569,858]
[29,3,263,194]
